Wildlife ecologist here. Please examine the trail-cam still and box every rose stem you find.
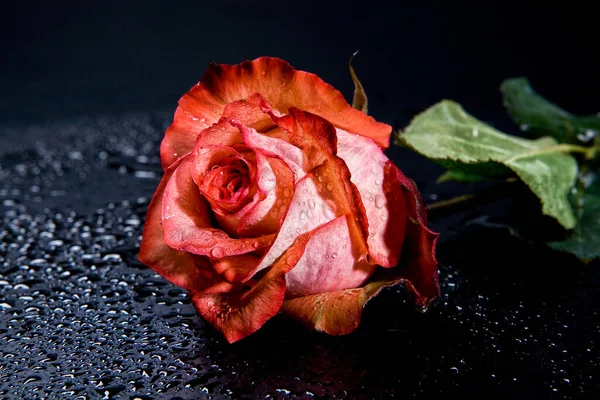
[426,178,520,219]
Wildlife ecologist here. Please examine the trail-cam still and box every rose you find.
[139,57,439,343]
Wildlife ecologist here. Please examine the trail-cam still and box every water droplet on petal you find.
[307,198,315,209]
[210,247,224,258]
[374,195,385,209]
[331,253,338,259]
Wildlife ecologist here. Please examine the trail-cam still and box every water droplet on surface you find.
[374,195,385,209]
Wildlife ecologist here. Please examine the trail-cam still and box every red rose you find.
[139,57,439,343]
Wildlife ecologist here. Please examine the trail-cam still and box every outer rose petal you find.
[161,154,275,257]
[138,156,231,293]
[281,153,440,332]
[160,108,213,169]
[336,129,408,267]
[191,231,312,343]
[281,206,439,334]
[281,280,397,335]
[160,57,391,168]
[394,175,440,306]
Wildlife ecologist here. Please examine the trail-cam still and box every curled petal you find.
[222,93,276,132]
[195,148,256,215]
[211,149,294,236]
[161,155,275,257]
[236,103,339,181]
[255,156,369,274]
[336,129,408,267]
[191,230,312,343]
[193,116,245,148]
[160,57,392,168]
[234,151,295,237]
[236,121,306,179]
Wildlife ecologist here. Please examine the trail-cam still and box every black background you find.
[2,1,599,126]
[1,1,599,399]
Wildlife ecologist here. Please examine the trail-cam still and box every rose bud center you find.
[199,154,257,215]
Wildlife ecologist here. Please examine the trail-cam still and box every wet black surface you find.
[0,113,598,399]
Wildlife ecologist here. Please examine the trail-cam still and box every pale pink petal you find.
[254,172,337,272]
[285,215,376,296]
[336,129,408,267]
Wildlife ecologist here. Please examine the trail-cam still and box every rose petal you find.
[222,93,276,132]
[160,108,213,169]
[235,104,339,181]
[281,279,397,335]
[235,151,295,237]
[285,215,376,296]
[211,254,261,283]
[195,148,256,215]
[394,176,440,307]
[193,116,245,148]
[161,154,275,257]
[336,129,409,267]
[255,158,369,273]
[260,103,339,158]
[161,57,391,168]
[237,121,306,179]
[138,155,230,293]
[190,230,312,343]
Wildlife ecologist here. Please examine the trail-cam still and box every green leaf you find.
[348,51,368,114]
[547,175,600,261]
[398,100,578,229]
[501,77,600,144]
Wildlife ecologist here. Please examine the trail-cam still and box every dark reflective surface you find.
[0,114,597,399]
[2,2,599,398]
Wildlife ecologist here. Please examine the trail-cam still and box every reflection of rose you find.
[139,57,439,343]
